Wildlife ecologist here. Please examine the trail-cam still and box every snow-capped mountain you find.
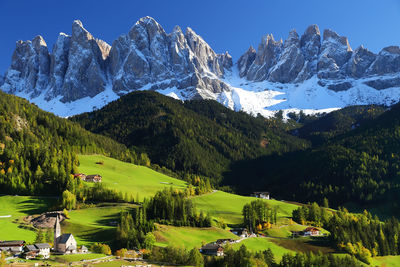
[1,17,400,117]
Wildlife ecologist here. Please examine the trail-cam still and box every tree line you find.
[0,91,149,196]
[242,199,277,232]
[149,244,363,267]
[144,187,211,227]
[292,202,400,264]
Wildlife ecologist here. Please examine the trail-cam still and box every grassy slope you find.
[62,204,135,246]
[0,195,56,242]
[1,155,335,262]
[192,191,299,226]
[0,195,131,247]
[232,237,293,260]
[78,155,187,200]
[370,255,400,267]
[154,224,238,249]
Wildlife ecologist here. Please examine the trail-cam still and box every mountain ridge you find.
[1,16,400,117]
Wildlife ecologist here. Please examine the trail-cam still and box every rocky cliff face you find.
[1,16,232,104]
[239,25,400,86]
[109,17,231,99]
[1,17,400,117]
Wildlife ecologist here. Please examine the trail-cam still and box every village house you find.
[251,191,270,199]
[85,174,102,183]
[215,239,235,245]
[0,240,25,256]
[35,243,51,258]
[303,227,321,236]
[199,243,224,256]
[73,173,87,180]
[24,245,39,259]
[54,215,77,254]
[78,245,88,253]
[230,228,249,238]
[24,243,51,259]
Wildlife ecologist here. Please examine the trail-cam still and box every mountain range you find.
[1,16,400,117]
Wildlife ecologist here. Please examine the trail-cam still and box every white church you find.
[54,215,77,254]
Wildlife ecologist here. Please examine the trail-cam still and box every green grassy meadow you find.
[232,237,294,260]
[1,155,342,265]
[53,253,108,262]
[192,191,299,225]
[0,195,56,242]
[63,203,135,246]
[370,255,400,267]
[78,154,188,200]
[154,224,238,249]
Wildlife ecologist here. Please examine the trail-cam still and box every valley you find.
[1,154,397,266]
[1,9,400,266]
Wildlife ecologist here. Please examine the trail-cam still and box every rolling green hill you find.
[154,224,238,249]
[295,105,386,145]
[0,91,138,196]
[231,237,293,260]
[71,91,309,182]
[0,195,56,242]
[77,154,187,199]
[226,102,400,217]
[192,191,299,226]
[62,203,135,247]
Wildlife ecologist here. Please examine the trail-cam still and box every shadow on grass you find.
[270,236,336,254]
[62,220,116,246]
[17,197,58,215]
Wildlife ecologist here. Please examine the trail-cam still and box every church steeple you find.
[54,214,61,248]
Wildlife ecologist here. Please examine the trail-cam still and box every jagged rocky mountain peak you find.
[300,24,321,60]
[322,28,352,51]
[303,24,320,36]
[32,35,47,49]
[382,46,400,54]
[283,29,300,49]
[2,19,400,118]
[71,19,94,42]
[237,46,257,77]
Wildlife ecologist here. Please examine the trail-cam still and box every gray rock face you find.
[295,25,321,82]
[2,20,109,103]
[269,30,305,83]
[2,17,232,103]
[364,77,400,90]
[61,20,109,102]
[347,46,376,78]
[300,25,321,62]
[317,29,353,79]
[109,16,231,98]
[3,35,50,97]
[327,81,353,92]
[238,24,400,89]
[2,18,400,110]
[237,46,256,77]
[47,33,71,99]
[367,46,400,75]
[245,34,283,81]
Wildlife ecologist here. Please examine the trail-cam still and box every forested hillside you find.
[226,102,400,216]
[70,90,400,216]
[0,91,138,195]
[294,105,386,145]
[71,91,309,182]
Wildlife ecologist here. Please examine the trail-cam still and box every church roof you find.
[58,233,74,244]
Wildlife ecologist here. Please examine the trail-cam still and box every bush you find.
[90,243,111,255]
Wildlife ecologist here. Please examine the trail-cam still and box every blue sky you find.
[1,0,400,74]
